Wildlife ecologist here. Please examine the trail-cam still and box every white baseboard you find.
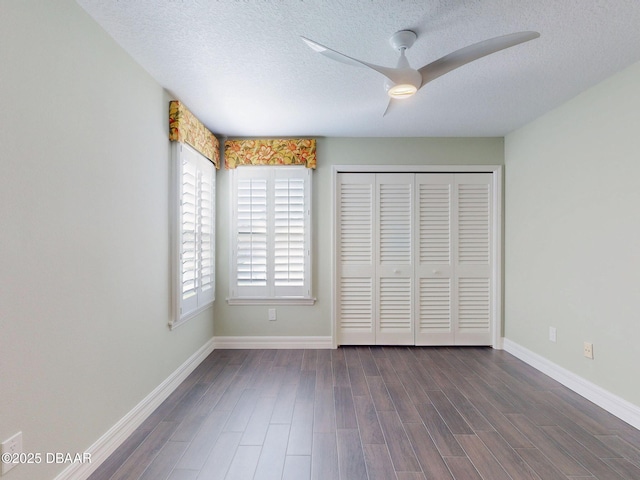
[213,335,334,349]
[54,338,216,480]
[503,338,640,430]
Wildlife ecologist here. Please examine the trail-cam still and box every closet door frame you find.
[331,164,503,349]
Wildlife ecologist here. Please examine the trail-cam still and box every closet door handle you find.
[433,270,441,274]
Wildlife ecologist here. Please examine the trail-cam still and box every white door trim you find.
[332,164,503,349]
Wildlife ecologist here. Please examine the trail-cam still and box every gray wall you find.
[0,2,214,479]
[505,60,640,406]
[8,0,639,476]
[214,137,504,337]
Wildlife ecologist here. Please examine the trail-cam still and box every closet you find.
[336,171,495,346]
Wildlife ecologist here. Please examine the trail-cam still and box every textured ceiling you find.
[76,0,640,138]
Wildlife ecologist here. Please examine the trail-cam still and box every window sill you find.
[226,297,316,306]
[169,301,214,330]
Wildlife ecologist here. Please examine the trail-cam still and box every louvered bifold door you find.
[336,173,376,344]
[454,173,492,345]
[414,174,455,345]
[376,174,414,345]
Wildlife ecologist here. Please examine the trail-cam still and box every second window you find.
[229,165,313,303]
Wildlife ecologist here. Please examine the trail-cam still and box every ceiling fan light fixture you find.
[302,30,540,113]
[387,83,418,99]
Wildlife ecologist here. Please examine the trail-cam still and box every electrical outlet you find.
[268,308,276,321]
[584,342,594,359]
[1,431,23,475]
[549,327,557,343]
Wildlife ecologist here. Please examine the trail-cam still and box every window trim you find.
[170,142,216,329]
[228,165,315,305]
[226,297,316,306]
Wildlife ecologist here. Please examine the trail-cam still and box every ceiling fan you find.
[301,30,540,115]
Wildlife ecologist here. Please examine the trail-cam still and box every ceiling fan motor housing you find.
[302,29,540,108]
[389,30,417,52]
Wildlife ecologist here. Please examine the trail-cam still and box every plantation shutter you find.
[236,175,268,297]
[231,166,311,300]
[197,160,215,304]
[274,170,308,296]
[176,143,215,324]
[180,155,198,313]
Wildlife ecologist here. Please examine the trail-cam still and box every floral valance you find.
[169,100,220,168]
[224,139,316,169]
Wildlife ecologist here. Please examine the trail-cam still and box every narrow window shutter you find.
[273,167,310,297]
[274,176,305,286]
[233,168,269,298]
[180,152,199,314]
[176,143,215,323]
[236,178,268,288]
[197,158,215,304]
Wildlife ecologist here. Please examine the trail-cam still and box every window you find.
[229,165,313,304]
[171,142,215,327]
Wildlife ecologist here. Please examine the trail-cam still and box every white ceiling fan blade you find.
[418,31,540,88]
[301,36,405,84]
[382,98,398,117]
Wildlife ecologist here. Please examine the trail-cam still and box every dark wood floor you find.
[88,347,640,480]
